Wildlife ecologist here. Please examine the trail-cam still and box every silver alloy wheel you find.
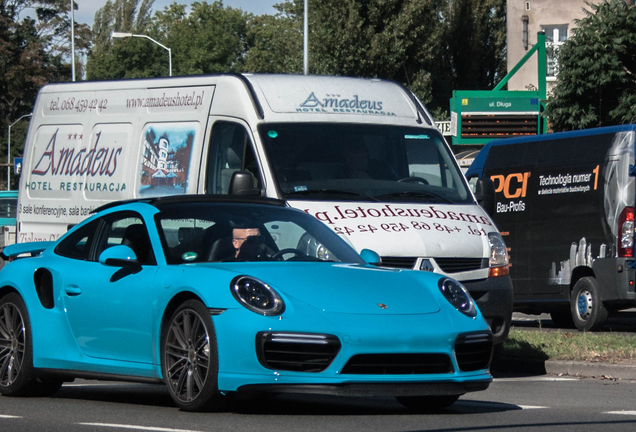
[576,289,593,321]
[164,308,211,403]
[0,302,26,388]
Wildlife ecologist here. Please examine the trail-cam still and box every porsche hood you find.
[216,263,443,315]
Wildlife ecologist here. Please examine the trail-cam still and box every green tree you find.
[244,5,302,74]
[432,0,506,113]
[156,1,251,75]
[546,0,636,131]
[0,0,87,188]
[86,0,158,79]
[87,1,251,79]
[243,0,506,117]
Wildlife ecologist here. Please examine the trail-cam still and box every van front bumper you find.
[462,275,513,345]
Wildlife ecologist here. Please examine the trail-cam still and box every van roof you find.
[243,74,433,125]
[466,124,636,178]
[37,73,434,126]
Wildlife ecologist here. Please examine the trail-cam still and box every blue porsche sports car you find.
[0,195,493,411]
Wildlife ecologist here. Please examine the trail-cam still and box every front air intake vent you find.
[341,353,453,375]
[455,332,493,372]
[256,332,341,372]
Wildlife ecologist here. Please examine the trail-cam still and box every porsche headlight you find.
[231,276,285,315]
[438,278,477,318]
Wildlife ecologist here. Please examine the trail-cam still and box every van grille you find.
[380,257,487,273]
[341,354,453,375]
[454,332,493,372]
[256,332,341,372]
[380,256,417,269]
[435,258,487,273]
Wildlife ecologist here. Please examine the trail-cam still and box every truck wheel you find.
[570,277,608,331]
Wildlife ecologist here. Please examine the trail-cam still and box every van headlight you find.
[231,276,285,315]
[488,232,509,277]
[438,278,477,318]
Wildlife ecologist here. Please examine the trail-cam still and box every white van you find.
[17,74,512,343]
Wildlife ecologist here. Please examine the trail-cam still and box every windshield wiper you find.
[286,189,379,202]
[374,190,454,203]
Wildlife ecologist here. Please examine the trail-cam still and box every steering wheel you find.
[397,176,429,185]
[272,248,306,261]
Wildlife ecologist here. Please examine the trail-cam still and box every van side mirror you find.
[474,178,496,217]
[229,171,261,196]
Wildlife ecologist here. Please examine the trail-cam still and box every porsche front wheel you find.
[0,293,36,396]
[161,300,225,411]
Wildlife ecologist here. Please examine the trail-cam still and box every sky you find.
[73,0,280,26]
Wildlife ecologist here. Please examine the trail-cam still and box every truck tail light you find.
[618,206,635,258]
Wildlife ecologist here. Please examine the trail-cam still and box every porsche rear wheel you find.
[0,293,62,397]
[162,300,224,411]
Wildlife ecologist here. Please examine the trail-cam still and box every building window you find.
[542,25,568,77]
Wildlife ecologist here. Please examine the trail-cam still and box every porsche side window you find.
[206,122,262,194]
[100,216,157,266]
[55,219,100,260]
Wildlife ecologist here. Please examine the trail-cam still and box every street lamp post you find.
[303,0,308,75]
[111,32,172,77]
[7,113,33,190]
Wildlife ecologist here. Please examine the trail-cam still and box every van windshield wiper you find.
[285,189,379,202]
[374,190,454,203]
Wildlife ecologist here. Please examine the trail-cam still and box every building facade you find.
[506,0,591,92]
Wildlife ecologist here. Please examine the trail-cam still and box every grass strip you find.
[501,328,636,363]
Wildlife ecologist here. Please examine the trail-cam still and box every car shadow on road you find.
[52,382,525,415]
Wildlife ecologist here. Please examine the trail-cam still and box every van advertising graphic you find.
[24,125,130,199]
[482,130,636,300]
[293,201,493,257]
[297,92,398,117]
[138,123,196,197]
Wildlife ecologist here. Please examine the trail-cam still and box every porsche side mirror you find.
[99,245,142,274]
[360,248,381,266]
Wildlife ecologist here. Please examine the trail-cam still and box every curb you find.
[545,360,636,380]
[492,357,636,380]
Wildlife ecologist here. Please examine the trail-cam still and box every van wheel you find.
[161,300,225,412]
[570,277,608,331]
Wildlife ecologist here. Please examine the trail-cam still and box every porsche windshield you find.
[259,123,471,204]
[155,202,364,264]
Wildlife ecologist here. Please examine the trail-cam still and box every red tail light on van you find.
[618,206,635,258]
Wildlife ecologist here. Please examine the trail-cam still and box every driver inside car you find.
[232,227,273,261]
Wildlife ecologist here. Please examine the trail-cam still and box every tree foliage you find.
[86,0,159,79]
[546,0,636,131]
[0,0,90,188]
[87,1,251,79]
[243,0,506,116]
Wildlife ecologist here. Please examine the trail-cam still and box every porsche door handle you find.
[64,285,82,296]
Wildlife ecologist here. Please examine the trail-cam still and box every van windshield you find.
[259,123,471,204]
